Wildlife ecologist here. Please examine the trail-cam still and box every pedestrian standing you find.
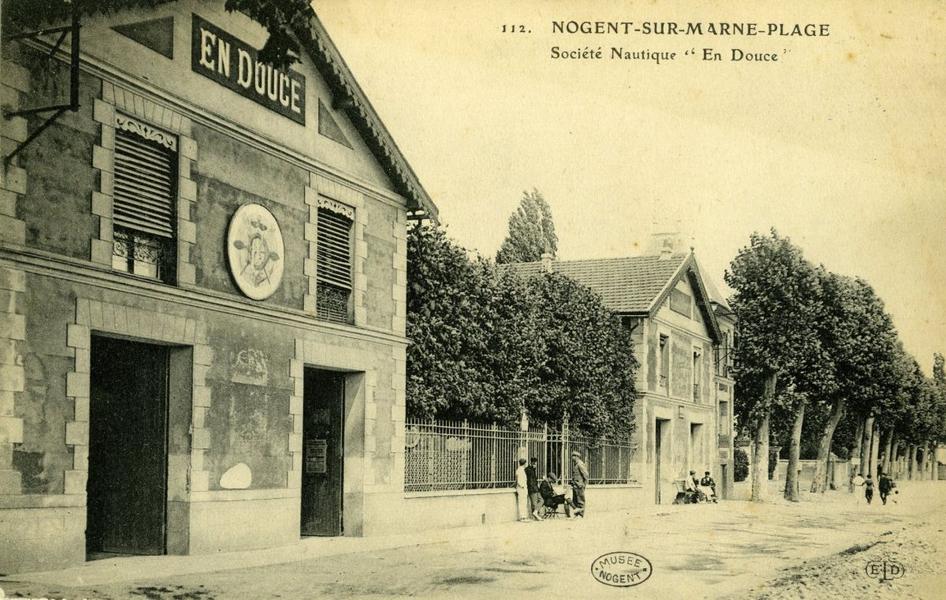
[515,458,530,521]
[570,451,589,517]
[864,474,874,504]
[525,457,542,520]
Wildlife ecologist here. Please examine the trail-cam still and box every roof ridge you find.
[506,253,689,267]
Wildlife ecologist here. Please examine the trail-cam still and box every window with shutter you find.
[316,203,354,324]
[111,115,178,283]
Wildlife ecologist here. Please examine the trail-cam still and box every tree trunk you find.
[750,374,776,502]
[890,438,900,478]
[784,399,806,501]
[919,445,930,481]
[930,445,936,479]
[908,445,917,480]
[859,416,874,480]
[869,422,880,481]
[850,416,865,492]
[751,410,770,502]
[930,444,939,481]
[810,397,844,493]
[881,429,894,475]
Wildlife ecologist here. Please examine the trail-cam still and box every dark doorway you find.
[301,369,344,536]
[655,418,668,504]
[720,464,729,499]
[690,422,704,471]
[87,336,169,556]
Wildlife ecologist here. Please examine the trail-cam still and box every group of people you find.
[683,469,718,503]
[515,451,588,521]
[852,471,897,505]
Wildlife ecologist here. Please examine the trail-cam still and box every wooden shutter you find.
[316,207,353,289]
[113,122,177,238]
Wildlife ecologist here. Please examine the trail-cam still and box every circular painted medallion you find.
[227,203,285,300]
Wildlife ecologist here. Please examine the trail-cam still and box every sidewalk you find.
[6,501,674,588]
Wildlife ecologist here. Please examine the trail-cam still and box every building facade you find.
[507,245,736,504]
[1,1,435,573]
[710,294,737,500]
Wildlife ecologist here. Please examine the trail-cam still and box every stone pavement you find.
[2,481,944,599]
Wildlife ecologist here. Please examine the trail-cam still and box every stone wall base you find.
[187,496,300,555]
[366,485,646,536]
[0,506,86,574]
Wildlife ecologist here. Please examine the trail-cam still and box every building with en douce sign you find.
[0,1,438,573]
[506,234,737,505]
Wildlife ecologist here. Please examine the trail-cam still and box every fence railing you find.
[404,419,635,492]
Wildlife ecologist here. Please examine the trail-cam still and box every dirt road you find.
[3,481,944,599]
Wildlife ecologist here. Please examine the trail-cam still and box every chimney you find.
[658,239,674,261]
[541,252,554,272]
[648,231,683,260]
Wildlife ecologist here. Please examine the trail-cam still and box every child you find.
[864,474,874,504]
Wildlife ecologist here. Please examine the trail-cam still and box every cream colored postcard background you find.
[316,0,946,376]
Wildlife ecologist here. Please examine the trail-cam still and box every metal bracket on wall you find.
[3,4,81,165]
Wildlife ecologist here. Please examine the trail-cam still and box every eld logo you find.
[865,559,905,581]
[591,551,652,587]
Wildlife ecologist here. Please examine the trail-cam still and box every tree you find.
[3,0,313,68]
[495,189,558,264]
[808,275,898,492]
[527,272,637,439]
[733,447,749,482]
[895,357,946,480]
[406,223,534,424]
[406,222,636,438]
[726,230,823,502]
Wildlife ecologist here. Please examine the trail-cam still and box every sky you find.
[314,0,946,374]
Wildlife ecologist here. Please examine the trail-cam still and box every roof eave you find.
[295,14,439,222]
[686,262,724,344]
[644,255,692,315]
[644,254,724,344]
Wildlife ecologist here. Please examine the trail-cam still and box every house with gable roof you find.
[506,236,736,504]
[1,0,437,573]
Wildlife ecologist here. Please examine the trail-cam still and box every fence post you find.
[426,419,435,491]
[519,409,529,462]
[562,416,569,483]
[490,422,498,488]
[601,443,607,483]
[462,419,469,491]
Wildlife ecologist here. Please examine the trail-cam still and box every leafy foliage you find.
[726,230,946,485]
[528,273,637,438]
[725,230,825,426]
[733,447,749,482]
[2,0,313,68]
[407,222,636,439]
[495,189,558,264]
[768,446,779,479]
[223,0,313,68]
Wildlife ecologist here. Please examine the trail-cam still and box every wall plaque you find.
[227,203,285,300]
[305,439,328,474]
[191,14,306,125]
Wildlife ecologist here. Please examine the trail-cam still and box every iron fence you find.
[404,419,635,492]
